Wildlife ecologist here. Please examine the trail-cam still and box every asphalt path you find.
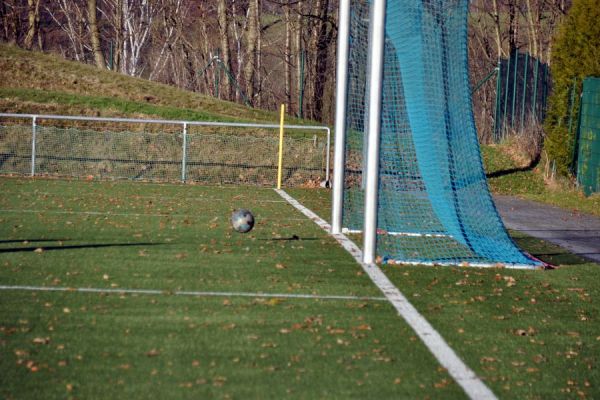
[493,195,600,264]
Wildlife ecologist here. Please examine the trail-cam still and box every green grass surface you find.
[481,145,600,216]
[1,177,599,399]
[289,188,600,399]
[0,177,462,399]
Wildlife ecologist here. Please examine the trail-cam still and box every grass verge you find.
[481,145,600,216]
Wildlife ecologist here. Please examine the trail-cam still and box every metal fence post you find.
[31,116,37,176]
[493,59,502,141]
[511,50,518,128]
[520,52,529,131]
[502,53,512,139]
[181,122,187,183]
[531,59,539,122]
[324,127,331,186]
[542,63,549,119]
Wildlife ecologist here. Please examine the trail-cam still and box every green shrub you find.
[544,0,600,176]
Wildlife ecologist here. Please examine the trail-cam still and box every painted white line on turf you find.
[9,191,289,203]
[0,285,387,302]
[275,189,497,400]
[0,209,307,221]
[0,209,173,217]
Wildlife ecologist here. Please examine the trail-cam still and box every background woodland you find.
[0,0,572,140]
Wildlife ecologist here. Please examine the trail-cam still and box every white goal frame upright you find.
[331,0,386,265]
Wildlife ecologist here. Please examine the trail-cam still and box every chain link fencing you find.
[0,114,330,187]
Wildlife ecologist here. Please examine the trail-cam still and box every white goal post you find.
[331,0,386,264]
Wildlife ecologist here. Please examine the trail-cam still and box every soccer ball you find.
[231,209,255,233]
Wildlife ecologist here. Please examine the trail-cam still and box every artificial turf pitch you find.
[1,177,599,399]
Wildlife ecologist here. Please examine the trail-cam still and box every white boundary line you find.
[0,285,387,302]
[3,191,289,203]
[341,231,539,270]
[275,189,498,400]
[0,209,307,221]
[0,209,173,218]
[342,227,452,238]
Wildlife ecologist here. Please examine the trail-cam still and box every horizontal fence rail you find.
[0,113,331,187]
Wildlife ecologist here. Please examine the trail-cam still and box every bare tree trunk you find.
[490,0,504,59]
[306,0,322,119]
[24,0,40,50]
[524,0,538,58]
[217,0,232,100]
[88,0,105,68]
[312,0,331,121]
[1,0,20,44]
[284,2,292,113]
[45,0,88,61]
[507,0,517,55]
[306,0,331,121]
[197,6,212,95]
[0,1,7,41]
[244,0,259,105]
[256,0,262,107]
[295,0,303,117]
[115,0,123,71]
[231,0,247,103]
[119,0,156,76]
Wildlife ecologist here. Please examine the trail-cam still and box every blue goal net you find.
[342,0,542,267]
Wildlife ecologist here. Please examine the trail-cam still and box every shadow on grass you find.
[486,155,540,179]
[511,233,592,267]
[258,235,320,241]
[0,242,162,253]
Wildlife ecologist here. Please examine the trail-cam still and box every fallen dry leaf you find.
[146,349,160,357]
[354,324,372,331]
[504,276,516,287]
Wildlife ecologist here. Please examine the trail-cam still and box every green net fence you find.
[343,0,541,267]
[576,77,600,196]
[0,122,328,187]
[494,50,550,142]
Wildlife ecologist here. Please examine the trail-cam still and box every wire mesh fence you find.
[0,114,330,187]
[493,50,551,142]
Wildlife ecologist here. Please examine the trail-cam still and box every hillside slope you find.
[0,44,285,123]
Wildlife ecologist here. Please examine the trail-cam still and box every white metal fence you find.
[0,113,330,187]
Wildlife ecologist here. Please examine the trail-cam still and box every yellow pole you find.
[277,104,285,189]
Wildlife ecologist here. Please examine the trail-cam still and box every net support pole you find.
[324,127,331,185]
[331,0,350,234]
[532,59,539,121]
[277,104,285,189]
[362,0,386,264]
[520,52,529,131]
[181,122,187,183]
[493,59,501,140]
[30,116,37,177]
[511,50,518,127]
